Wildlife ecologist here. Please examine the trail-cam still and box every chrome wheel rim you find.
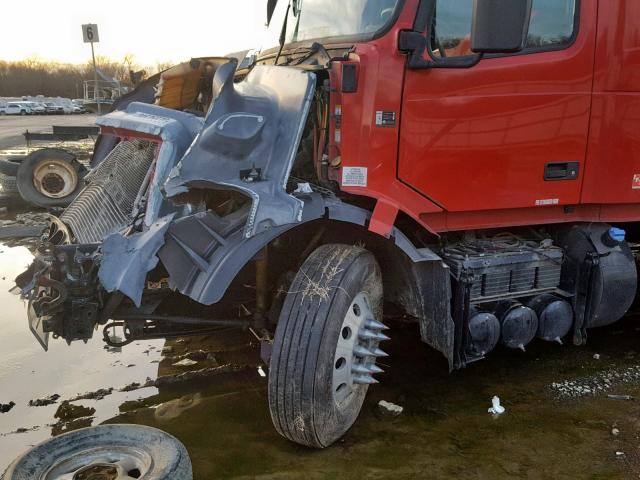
[332,292,389,407]
[44,446,151,480]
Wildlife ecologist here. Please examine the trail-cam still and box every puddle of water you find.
[1,236,640,478]
[0,242,164,468]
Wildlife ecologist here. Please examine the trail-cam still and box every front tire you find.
[268,244,386,448]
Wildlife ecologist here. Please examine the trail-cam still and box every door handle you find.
[544,162,580,181]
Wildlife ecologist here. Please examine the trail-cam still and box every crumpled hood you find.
[164,62,316,238]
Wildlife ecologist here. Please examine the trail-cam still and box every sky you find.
[0,0,277,66]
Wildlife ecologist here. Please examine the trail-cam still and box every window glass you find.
[430,0,474,58]
[527,0,577,48]
[430,0,578,58]
[263,0,400,49]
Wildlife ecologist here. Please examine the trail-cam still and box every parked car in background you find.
[44,102,64,115]
[73,99,88,114]
[20,102,45,115]
[0,103,30,115]
[72,104,86,114]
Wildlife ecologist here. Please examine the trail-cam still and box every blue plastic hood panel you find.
[164,63,316,238]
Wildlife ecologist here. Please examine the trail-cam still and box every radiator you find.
[441,239,563,302]
[61,139,157,244]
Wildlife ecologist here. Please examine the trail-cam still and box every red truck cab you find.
[16,0,640,450]
[329,0,640,234]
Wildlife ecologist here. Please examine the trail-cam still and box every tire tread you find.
[268,244,377,448]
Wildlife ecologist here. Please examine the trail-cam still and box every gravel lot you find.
[0,114,98,150]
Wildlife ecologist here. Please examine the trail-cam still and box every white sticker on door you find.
[535,198,559,206]
[342,167,368,187]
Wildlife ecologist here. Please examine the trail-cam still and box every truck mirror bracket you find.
[398,30,483,70]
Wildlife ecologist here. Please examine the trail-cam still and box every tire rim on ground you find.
[332,292,388,407]
[44,445,151,480]
[32,159,78,199]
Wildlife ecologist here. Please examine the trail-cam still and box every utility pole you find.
[82,24,101,115]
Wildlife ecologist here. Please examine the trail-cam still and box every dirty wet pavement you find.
[1,232,640,478]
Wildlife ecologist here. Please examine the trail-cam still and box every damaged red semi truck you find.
[15,0,640,447]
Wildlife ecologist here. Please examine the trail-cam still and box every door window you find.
[430,0,578,58]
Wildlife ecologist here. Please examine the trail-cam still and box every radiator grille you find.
[61,139,157,243]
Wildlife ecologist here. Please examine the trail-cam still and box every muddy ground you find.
[1,227,640,479]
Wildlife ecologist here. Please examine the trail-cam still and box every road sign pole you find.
[90,41,101,115]
[82,23,101,115]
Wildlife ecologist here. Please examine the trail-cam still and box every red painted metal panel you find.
[581,94,640,204]
[581,0,640,205]
[397,0,597,213]
[332,0,443,236]
[593,0,640,93]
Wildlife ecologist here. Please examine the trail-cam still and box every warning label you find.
[342,167,368,187]
[633,174,640,189]
[375,111,396,127]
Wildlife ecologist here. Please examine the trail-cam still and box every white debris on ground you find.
[172,359,198,367]
[377,400,404,417]
[593,354,600,360]
[611,427,620,436]
[549,364,640,399]
[607,394,634,401]
[487,396,506,416]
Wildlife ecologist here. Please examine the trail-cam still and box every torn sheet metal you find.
[164,63,316,238]
[159,192,326,305]
[98,214,175,306]
[96,102,204,228]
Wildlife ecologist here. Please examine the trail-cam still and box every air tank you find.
[527,294,573,344]
[466,307,500,358]
[494,302,538,351]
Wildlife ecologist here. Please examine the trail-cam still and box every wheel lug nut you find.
[365,319,389,330]
[353,345,375,357]
[358,330,390,342]
[353,374,378,385]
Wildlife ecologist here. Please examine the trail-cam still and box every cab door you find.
[398,0,596,213]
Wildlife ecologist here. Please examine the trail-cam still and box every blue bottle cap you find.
[608,227,626,243]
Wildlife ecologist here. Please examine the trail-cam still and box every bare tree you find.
[0,55,160,98]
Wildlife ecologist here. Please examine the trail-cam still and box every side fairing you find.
[164,63,317,238]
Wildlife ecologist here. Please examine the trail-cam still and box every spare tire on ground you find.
[0,157,21,177]
[1,424,193,480]
[16,148,87,208]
